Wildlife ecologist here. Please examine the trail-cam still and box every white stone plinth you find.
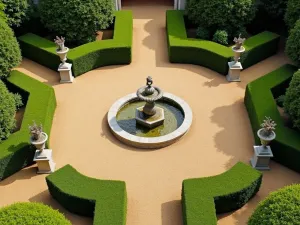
[58,63,74,84]
[250,145,273,170]
[33,149,56,174]
[226,61,243,82]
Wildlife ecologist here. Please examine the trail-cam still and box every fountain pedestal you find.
[136,106,165,129]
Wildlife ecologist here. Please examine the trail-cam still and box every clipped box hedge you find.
[18,10,133,77]
[244,64,300,172]
[46,164,127,225]
[182,162,262,225]
[166,10,280,75]
[0,70,56,181]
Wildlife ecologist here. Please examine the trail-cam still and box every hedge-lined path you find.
[1,4,300,225]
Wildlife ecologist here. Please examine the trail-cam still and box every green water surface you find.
[116,101,184,137]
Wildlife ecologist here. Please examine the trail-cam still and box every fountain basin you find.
[108,92,192,149]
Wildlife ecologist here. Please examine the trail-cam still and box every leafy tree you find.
[0,18,22,78]
[283,70,300,131]
[248,184,300,225]
[284,0,300,30]
[285,19,300,65]
[185,0,256,34]
[0,202,71,224]
[39,0,114,44]
[1,0,29,27]
[260,0,287,19]
[0,80,23,142]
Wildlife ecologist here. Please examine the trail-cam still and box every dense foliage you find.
[39,0,114,44]
[185,0,256,36]
[0,80,22,142]
[259,0,287,19]
[285,20,300,65]
[0,2,6,21]
[212,30,228,45]
[0,202,71,225]
[196,26,210,39]
[248,184,300,225]
[0,18,22,78]
[284,70,300,131]
[284,0,300,30]
[1,0,29,27]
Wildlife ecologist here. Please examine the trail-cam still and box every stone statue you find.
[146,76,153,87]
[233,34,246,50]
[54,36,66,51]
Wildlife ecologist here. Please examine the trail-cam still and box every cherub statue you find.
[233,34,246,50]
[54,36,66,51]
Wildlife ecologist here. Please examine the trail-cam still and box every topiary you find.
[260,0,288,19]
[248,184,300,225]
[0,2,6,21]
[1,0,29,27]
[0,80,23,142]
[0,202,71,225]
[196,26,210,39]
[283,70,300,131]
[39,0,114,45]
[212,30,228,45]
[284,0,300,30]
[185,0,256,33]
[285,19,300,65]
[0,18,22,78]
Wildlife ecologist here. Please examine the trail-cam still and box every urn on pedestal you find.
[54,36,74,83]
[250,117,276,170]
[226,34,246,82]
[29,121,56,174]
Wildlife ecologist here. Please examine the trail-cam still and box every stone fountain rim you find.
[107,92,193,149]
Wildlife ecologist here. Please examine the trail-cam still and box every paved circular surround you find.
[107,92,193,149]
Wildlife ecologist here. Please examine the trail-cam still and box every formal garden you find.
[0,0,300,224]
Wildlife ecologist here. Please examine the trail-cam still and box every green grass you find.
[166,10,280,75]
[18,11,133,77]
[0,202,71,225]
[46,164,127,225]
[244,64,300,172]
[182,162,262,225]
[0,70,56,180]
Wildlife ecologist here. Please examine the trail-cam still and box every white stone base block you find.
[58,63,74,84]
[226,61,242,82]
[33,149,56,174]
[250,146,273,170]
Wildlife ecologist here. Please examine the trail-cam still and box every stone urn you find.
[30,132,48,152]
[257,128,276,147]
[56,47,69,67]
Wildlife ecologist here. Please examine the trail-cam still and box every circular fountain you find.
[108,76,192,149]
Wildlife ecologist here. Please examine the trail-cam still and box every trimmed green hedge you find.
[182,162,262,225]
[18,10,133,77]
[0,70,56,180]
[166,10,280,75]
[244,64,300,172]
[0,202,71,225]
[46,164,127,225]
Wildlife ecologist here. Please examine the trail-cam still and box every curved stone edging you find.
[108,92,193,149]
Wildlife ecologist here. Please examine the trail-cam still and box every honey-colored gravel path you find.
[1,4,300,225]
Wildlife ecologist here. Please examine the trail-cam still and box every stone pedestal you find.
[136,106,165,129]
[226,46,245,82]
[250,146,273,170]
[226,61,243,82]
[33,149,56,174]
[58,63,74,83]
